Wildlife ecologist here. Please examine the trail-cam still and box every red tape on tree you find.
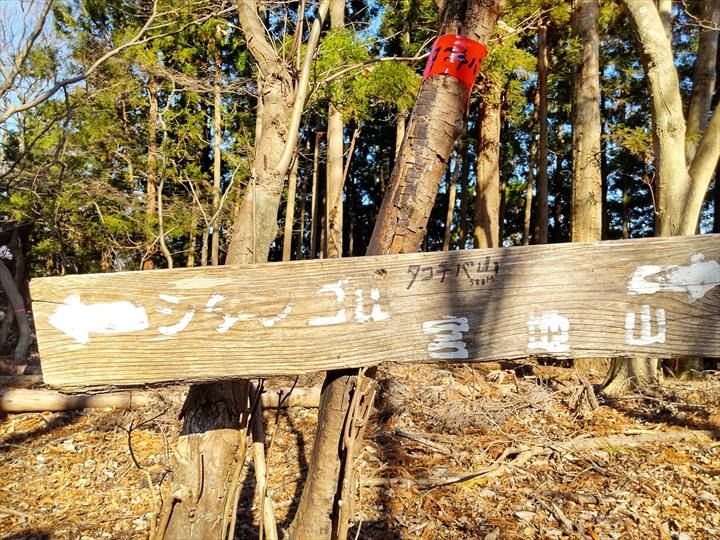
[422,34,488,93]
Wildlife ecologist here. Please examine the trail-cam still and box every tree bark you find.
[290,2,504,538]
[443,149,462,251]
[211,53,223,266]
[0,260,30,364]
[602,359,659,397]
[283,153,300,261]
[144,76,159,269]
[623,0,719,236]
[474,98,501,248]
[156,382,250,540]
[571,0,603,243]
[325,0,345,259]
[157,2,330,537]
[310,131,322,259]
[685,0,719,163]
[457,137,472,248]
[536,24,549,244]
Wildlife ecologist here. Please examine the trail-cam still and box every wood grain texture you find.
[30,235,720,391]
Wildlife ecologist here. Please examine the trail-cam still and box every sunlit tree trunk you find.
[685,0,719,163]
[144,76,159,269]
[536,24,549,244]
[474,98,501,248]
[622,0,719,236]
[283,153,299,261]
[156,1,330,537]
[211,53,222,266]
[443,149,462,250]
[571,0,602,242]
[290,3,504,538]
[602,359,660,396]
[325,0,345,259]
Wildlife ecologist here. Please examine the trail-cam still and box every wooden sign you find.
[30,235,720,391]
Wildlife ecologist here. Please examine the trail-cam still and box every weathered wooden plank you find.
[30,235,720,391]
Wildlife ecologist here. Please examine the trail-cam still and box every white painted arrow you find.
[48,294,149,344]
[628,253,720,303]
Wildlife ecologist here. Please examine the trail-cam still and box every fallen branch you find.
[0,386,321,412]
[0,388,154,412]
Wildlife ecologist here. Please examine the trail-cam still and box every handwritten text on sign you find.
[43,252,718,361]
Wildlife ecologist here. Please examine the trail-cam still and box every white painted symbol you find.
[628,253,720,303]
[309,279,391,326]
[204,293,225,311]
[309,279,349,326]
[423,316,469,359]
[527,311,570,353]
[354,288,390,323]
[48,294,149,344]
[625,305,666,346]
[260,302,294,327]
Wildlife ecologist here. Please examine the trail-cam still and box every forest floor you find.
[1,361,719,540]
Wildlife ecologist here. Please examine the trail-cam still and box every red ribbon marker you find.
[422,34,488,94]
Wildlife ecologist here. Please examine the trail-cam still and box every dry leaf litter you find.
[1,362,719,539]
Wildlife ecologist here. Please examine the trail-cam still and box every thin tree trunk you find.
[298,140,310,259]
[457,134,472,247]
[145,76,159,269]
[443,149,462,250]
[290,3,504,538]
[0,260,30,364]
[685,0,719,163]
[283,153,299,261]
[187,203,198,267]
[325,0,345,258]
[536,25,549,244]
[395,113,406,157]
[211,54,223,266]
[474,99,501,248]
[200,227,209,267]
[523,135,537,245]
[310,131,322,259]
[571,0,602,243]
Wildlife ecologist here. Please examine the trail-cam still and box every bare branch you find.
[0,1,235,125]
[274,0,331,177]
[0,0,55,100]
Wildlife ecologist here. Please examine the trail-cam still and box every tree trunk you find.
[571,0,602,243]
[283,152,299,261]
[156,382,251,539]
[622,0,719,236]
[187,203,198,267]
[325,0,345,259]
[457,138,471,248]
[0,260,30,364]
[211,54,223,266]
[290,2,503,538]
[157,2,330,537]
[523,134,537,246]
[474,98,501,248]
[602,359,659,397]
[443,150,461,250]
[298,142,309,259]
[686,0,719,162]
[536,25,549,244]
[657,0,672,39]
[144,76,159,269]
[310,131,322,259]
